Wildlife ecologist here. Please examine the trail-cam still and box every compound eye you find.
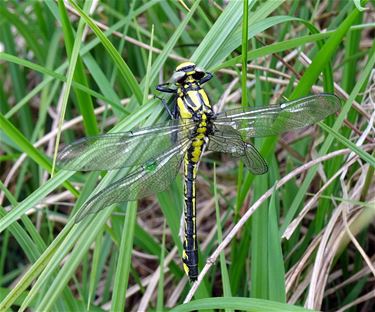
[193,66,205,79]
[172,71,186,83]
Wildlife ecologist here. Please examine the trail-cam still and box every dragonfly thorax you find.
[176,87,213,119]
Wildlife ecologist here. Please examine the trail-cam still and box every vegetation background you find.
[0,0,374,311]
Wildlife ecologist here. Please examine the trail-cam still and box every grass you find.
[0,0,374,311]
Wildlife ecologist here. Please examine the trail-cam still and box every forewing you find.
[75,139,190,221]
[208,125,268,175]
[215,94,340,138]
[57,119,195,171]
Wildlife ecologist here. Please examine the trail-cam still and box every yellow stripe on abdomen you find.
[181,118,208,281]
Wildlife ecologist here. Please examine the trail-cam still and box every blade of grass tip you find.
[156,219,167,312]
[178,0,191,12]
[143,25,154,106]
[67,0,143,105]
[213,164,232,302]
[51,0,90,176]
[133,17,148,73]
[241,0,248,108]
[111,202,137,312]
[353,0,366,11]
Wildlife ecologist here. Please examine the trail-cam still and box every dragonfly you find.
[57,61,340,281]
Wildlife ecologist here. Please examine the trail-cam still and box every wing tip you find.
[315,93,341,112]
[250,161,268,175]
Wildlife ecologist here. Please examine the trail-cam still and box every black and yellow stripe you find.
[182,114,209,281]
[157,61,213,281]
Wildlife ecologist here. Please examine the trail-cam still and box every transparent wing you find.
[76,139,190,221]
[208,125,268,175]
[57,119,196,171]
[215,94,340,138]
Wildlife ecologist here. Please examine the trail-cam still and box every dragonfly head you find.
[172,62,205,85]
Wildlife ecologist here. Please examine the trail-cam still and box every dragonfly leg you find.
[156,82,177,93]
[154,94,176,119]
[155,83,178,119]
[199,72,213,85]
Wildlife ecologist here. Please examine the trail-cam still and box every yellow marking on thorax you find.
[198,89,210,108]
[177,97,192,119]
[187,90,201,111]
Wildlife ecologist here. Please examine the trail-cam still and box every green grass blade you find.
[87,229,103,309]
[23,211,113,311]
[111,202,137,312]
[267,184,286,302]
[156,220,167,312]
[319,122,375,167]
[0,113,77,195]
[170,297,314,312]
[57,0,98,136]
[241,0,249,108]
[213,164,232,299]
[0,221,71,311]
[67,0,143,104]
[0,52,126,114]
[0,6,45,63]
[281,29,375,234]
[291,7,363,98]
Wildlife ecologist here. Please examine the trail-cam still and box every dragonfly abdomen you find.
[182,117,209,282]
